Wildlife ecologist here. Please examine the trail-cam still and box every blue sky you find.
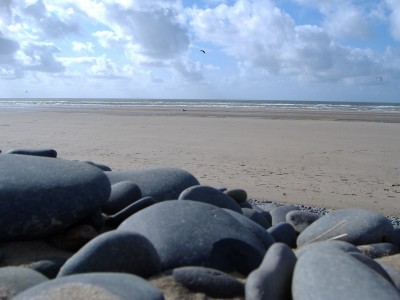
[0,0,399,102]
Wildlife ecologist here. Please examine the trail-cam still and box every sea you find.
[0,98,400,113]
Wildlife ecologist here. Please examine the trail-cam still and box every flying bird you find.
[376,76,383,82]
[200,49,205,54]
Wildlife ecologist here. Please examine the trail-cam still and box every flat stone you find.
[13,272,164,300]
[172,266,244,298]
[270,205,299,225]
[179,185,242,213]
[118,200,268,275]
[102,181,142,215]
[242,208,271,229]
[6,148,57,158]
[0,155,111,241]
[224,188,248,202]
[292,244,400,300]
[58,230,161,278]
[286,210,320,233]
[357,243,399,259]
[246,243,297,300]
[0,266,48,299]
[267,222,297,248]
[106,168,199,202]
[105,196,156,227]
[297,208,394,247]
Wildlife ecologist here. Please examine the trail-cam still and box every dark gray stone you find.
[81,160,112,171]
[270,205,299,225]
[58,230,161,278]
[179,185,242,213]
[172,266,244,298]
[6,148,57,158]
[25,257,67,279]
[13,273,164,300]
[105,196,156,227]
[297,208,394,247]
[267,222,297,248]
[295,240,361,258]
[292,245,400,300]
[0,266,48,299]
[252,206,273,224]
[286,210,320,233]
[0,155,111,241]
[246,243,297,300]
[349,252,394,284]
[357,243,399,259]
[223,209,275,250]
[106,168,199,202]
[379,263,400,290]
[46,224,98,252]
[118,200,268,275]
[242,208,271,229]
[102,181,142,215]
[224,188,247,202]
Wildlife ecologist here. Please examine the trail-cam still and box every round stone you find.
[0,155,111,241]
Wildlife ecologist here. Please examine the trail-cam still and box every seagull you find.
[376,76,383,82]
[200,49,205,54]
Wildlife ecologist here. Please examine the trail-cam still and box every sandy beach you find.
[1,107,399,216]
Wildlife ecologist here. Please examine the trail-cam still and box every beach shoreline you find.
[1,107,399,216]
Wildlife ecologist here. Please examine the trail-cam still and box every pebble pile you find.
[0,149,399,299]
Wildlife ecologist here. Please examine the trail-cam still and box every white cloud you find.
[20,42,65,73]
[72,41,95,53]
[385,0,400,41]
[189,0,385,83]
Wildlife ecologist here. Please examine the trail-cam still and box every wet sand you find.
[1,107,399,216]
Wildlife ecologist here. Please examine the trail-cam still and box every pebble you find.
[270,205,299,225]
[172,266,244,298]
[58,230,161,278]
[0,155,111,241]
[242,208,271,229]
[106,167,199,202]
[224,188,248,202]
[6,148,57,158]
[102,181,142,215]
[246,243,297,300]
[297,208,394,247]
[178,185,243,214]
[267,222,298,248]
[13,272,165,300]
[118,200,268,275]
[286,210,320,233]
[292,244,400,300]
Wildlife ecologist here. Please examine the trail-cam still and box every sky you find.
[0,0,400,102]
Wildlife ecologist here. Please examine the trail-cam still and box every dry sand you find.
[1,107,399,216]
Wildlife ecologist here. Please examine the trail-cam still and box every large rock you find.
[102,181,142,215]
[118,200,268,275]
[246,243,297,300]
[0,266,48,299]
[178,185,242,213]
[106,168,199,202]
[13,273,164,300]
[58,230,161,278]
[292,245,400,300]
[0,155,111,241]
[297,208,394,247]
